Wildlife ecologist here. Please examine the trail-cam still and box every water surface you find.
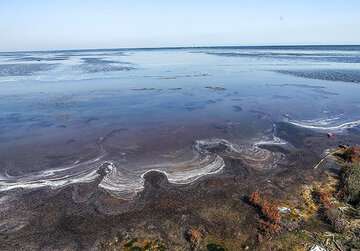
[1,45,360,198]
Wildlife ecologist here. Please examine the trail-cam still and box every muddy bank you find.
[1,123,359,250]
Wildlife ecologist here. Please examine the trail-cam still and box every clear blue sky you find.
[1,0,359,51]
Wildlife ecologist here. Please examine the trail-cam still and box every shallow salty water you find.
[1,45,360,198]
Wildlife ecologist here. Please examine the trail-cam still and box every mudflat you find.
[1,46,360,250]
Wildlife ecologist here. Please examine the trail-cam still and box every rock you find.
[278,206,291,213]
[308,245,327,251]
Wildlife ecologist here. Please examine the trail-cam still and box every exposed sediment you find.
[1,122,360,250]
[0,132,288,199]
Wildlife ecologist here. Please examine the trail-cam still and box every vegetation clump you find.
[100,237,167,251]
[249,191,282,240]
[348,235,360,250]
[342,145,360,163]
[324,207,347,233]
[185,229,202,250]
[260,201,282,223]
[339,163,360,205]
[249,191,260,206]
[314,190,334,209]
[206,243,228,251]
[314,187,347,233]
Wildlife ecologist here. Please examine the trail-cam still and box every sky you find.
[0,0,360,51]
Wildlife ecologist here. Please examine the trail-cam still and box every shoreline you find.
[1,122,359,249]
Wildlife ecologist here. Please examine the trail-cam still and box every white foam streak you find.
[0,136,285,199]
[288,117,360,131]
[98,145,225,198]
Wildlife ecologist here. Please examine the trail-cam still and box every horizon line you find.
[1,44,360,54]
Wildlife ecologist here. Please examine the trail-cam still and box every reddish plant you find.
[249,191,260,206]
[258,219,282,238]
[249,191,282,241]
[186,229,201,247]
[343,145,360,163]
[316,190,334,209]
[260,201,281,223]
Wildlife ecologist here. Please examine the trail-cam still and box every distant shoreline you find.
[1,44,360,54]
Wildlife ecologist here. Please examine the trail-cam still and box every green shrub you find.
[340,163,360,204]
[323,207,347,232]
[348,236,360,249]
